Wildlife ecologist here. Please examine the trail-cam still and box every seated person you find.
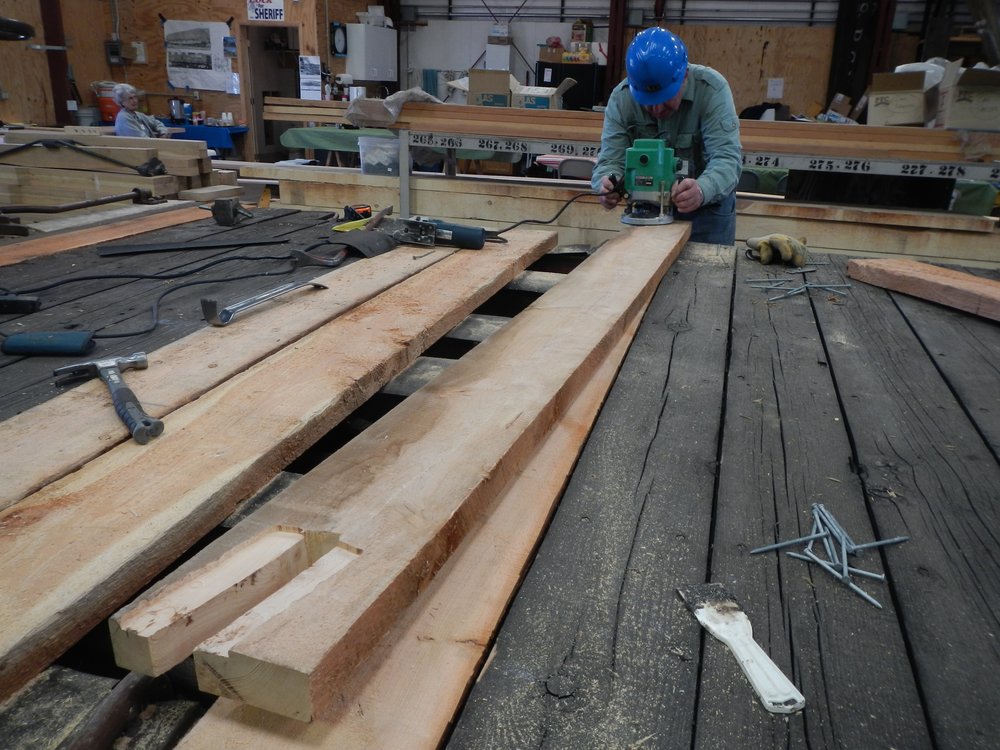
[112,83,170,138]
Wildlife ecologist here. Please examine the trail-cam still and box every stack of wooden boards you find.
[262,96,1000,165]
[257,97,999,266]
[0,215,691,746]
[0,128,241,209]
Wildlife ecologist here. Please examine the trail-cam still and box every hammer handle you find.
[99,366,164,444]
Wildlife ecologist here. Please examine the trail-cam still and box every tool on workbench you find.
[677,582,805,714]
[358,206,489,250]
[745,233,808,268]
[200,280,328,327]
[210,197,254,227]
[410,216,488,249]
[617,138,680,226]
[53,352,164,444]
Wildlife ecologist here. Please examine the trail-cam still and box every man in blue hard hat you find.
[593,27,742,244]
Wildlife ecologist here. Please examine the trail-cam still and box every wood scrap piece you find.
[847,258,1000,321]
[0,164,178,196]
[0,230,555,703]
[183,223,688,721]
[177,185,244,201]
[175,265,646,750]
[110,529,351,677]
[0,204,205,267]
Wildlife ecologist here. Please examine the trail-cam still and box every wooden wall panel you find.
[677,25,836,116]
[0,1,52,125]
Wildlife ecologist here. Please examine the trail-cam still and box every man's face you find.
[643,75,687,119]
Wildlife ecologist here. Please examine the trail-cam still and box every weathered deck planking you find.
[810,256,1000,748]
[706,256,928,747]
[450,250,1000,749]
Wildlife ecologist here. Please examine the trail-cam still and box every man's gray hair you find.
[112,82,137,106]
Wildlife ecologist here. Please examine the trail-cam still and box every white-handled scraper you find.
[677,582,805,714]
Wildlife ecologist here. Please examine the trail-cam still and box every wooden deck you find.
[450,246,1000,749]
[0,206,998,748]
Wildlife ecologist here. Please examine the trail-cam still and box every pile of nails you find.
[750,503,909,608]
[744,267,851,302]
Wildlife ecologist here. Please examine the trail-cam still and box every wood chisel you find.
[677,582,805,714]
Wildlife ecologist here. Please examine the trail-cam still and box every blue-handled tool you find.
[54,352,164,444]
[412,217,486,250]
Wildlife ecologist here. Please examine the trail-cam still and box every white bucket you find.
[75,107,101,126]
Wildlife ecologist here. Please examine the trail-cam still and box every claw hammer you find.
[54,352,164,444]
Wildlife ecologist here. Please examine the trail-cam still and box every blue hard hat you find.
[626,27,689,106]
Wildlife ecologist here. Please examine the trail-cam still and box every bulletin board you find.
[163,19,233,92]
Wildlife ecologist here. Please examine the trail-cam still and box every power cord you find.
[493,187,619,235]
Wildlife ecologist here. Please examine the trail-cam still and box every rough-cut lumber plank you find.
[263,98,998,165]
[236,164,620,245]
[1,131,209,160]
[0,204,204,267]
[449,244,735,748]
[0,143,160,174]
[177,184,244,201]
[737,198,998,233]
[180,224,688,721]
[0,231,554,702]
[847,257,1000,321]
[110,529,348,676]
[175,275,645,750]
[0,164,178,196]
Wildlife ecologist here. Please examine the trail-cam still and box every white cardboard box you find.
[937,62,1000,132]
[867,72,937,126]
[447,74,577,110]
[512,78,577,110]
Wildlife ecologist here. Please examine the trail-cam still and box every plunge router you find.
[620,139,679,226]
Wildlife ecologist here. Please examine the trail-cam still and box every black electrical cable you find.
[5,239,340,295]
[0,239,346,342]
[92,268,296,339]
[493,188,619,235]
[8,255,293,295]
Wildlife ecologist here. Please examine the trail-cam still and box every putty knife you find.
[677,582,805,714]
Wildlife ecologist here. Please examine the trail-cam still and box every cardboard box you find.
[867,72,937,126]
[512,78,577,110]
[539,46,563,63]
[449,70,515,107]
[938,63,1000,131]
[447,73,576,110]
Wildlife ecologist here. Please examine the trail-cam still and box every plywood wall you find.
[670,25,837,116]
[0,1,52,125]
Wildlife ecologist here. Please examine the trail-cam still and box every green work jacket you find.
[592,64,742,206]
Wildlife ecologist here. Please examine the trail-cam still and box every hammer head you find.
[53,351,149,381]
[211,197,253,227]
